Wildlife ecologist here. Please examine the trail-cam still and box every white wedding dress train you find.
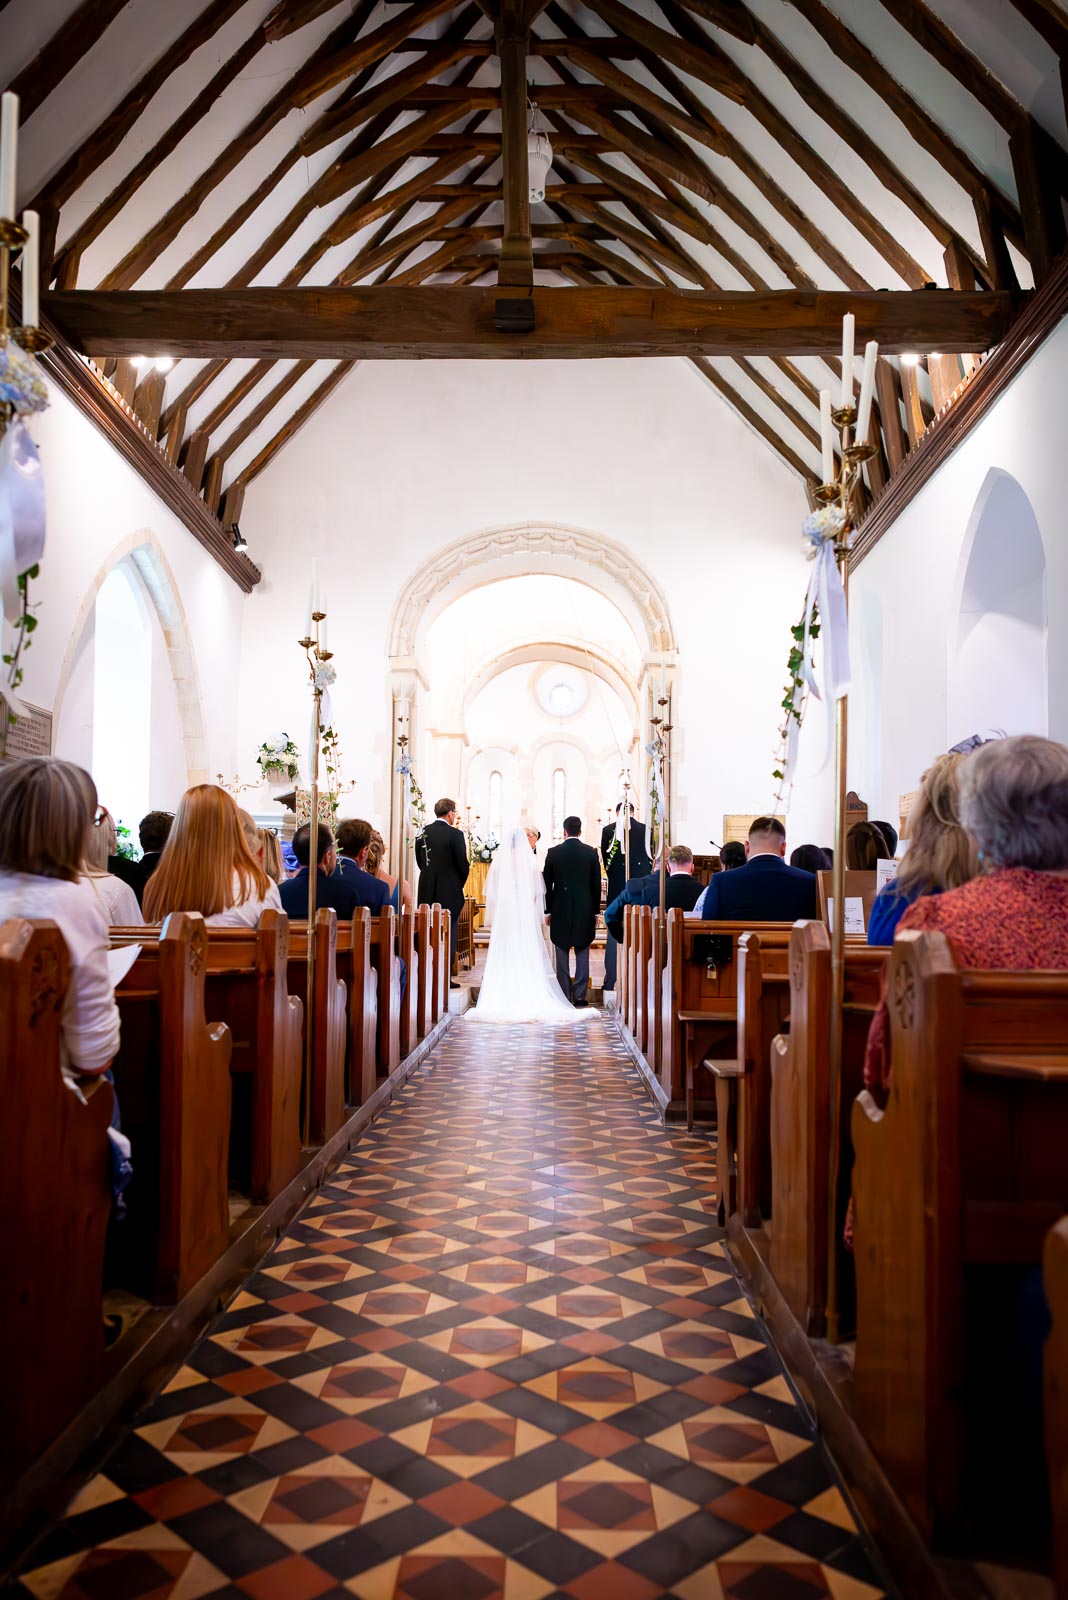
[469,826,595,1025]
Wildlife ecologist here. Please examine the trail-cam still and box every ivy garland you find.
[771,602,820,805]
[3,563,39,721]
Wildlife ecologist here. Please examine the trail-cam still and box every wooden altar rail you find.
[0,903,454,1521]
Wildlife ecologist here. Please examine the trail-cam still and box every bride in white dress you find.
[469,824,595,1025]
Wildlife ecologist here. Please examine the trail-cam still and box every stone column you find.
[387,657,427,892]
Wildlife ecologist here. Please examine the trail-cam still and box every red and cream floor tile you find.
[13,1017,889,1599]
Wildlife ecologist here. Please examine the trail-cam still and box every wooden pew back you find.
[370,906,401,1077]
[733,928,795,1225]
[112,913,233,1301]
[659,912,794,1107]
[0,919,113,1489]
[399,906,418,1060]
[1045,1216,1068,1599]
[415,906,432,1039]
[286,909,347,1141]
[769,921,886,1333]
[852,930,1068,1538]
[333,909,377,1107]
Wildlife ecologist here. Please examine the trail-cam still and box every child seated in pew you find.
[83,806,142,926]
[0,758,120,1079]
[144,785,282,927]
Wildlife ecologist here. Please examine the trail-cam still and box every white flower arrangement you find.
[800,504,848,556]
[314,662,337,691]
[0,341,49,417]
[257,732,301,782]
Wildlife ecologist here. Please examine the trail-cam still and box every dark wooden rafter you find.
[235,363,355,488]
[46,286,1021,358]
[2,0,128,116]
[497,0,534,286]
[878,0,1031,135]
[291,0,462,105]
[97,0,386,292]
[263,0,350,39]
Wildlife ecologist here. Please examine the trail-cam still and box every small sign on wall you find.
[0,701,53,763]
[723,813,786,844]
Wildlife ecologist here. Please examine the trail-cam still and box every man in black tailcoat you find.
[416,797,470,988]
[543,816,603,1007]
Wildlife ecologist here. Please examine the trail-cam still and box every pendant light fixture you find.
[527,98,552,204]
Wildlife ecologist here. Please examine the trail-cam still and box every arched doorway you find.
[386,525,676,876]
[947,470,1048,747]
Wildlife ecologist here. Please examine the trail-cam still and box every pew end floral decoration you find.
[1,345,49,718]
[772,503,851,811]
[396,743,427,851]
[257,733,301,784]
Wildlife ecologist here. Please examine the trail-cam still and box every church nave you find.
[13,1018,888,1600]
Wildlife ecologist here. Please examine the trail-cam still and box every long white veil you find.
[470,823,593,1025]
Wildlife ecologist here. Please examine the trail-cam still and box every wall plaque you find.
[0,701,53,763]
[722,813,786,844]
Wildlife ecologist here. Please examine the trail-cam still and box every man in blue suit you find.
[689,817,817,922]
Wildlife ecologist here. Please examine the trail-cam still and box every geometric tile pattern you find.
[14,1018,890,1598]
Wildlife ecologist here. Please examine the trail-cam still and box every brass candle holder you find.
[0,215,53,360]
[649,694,673,921]
[297,608,332,1145]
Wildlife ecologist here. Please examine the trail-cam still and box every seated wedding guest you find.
[868,753,977,946]
[719,840,747,871]
[0,757,120,1077]
[260,829,284,884]
[335,818,392,912]
[83,807,142,926]
[144,785,282,928]
[690,817,817,921]
[863,735,1068,1097]
[790,844,831,874]
[604,845,703,941]
[280,823,361,919]
[845,821,890,870]
[366,828,413,913]
[870,819,899,857]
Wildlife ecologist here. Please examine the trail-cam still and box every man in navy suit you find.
[336,817,393,912]
[689,817,817,922]
[280,823,364,919]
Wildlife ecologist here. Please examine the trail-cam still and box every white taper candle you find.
[855,340,878,445]
[21,208,38,325]
[840,312,855,409]
[820,389,835,484]
[0,93,18,222]
[304,582,313,638]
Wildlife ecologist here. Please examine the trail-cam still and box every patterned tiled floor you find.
[14,1018,889,1599]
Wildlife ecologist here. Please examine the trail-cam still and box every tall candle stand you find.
[817,403,876,1344]
[298,605,332,1145]
[649,695,673,919]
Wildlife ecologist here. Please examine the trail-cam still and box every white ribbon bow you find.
[783,508,851,785]
[0,420,45,625]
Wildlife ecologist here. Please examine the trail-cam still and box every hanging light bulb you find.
[900,352,921,366]
[526,99,553,204]
[155,355,174,373]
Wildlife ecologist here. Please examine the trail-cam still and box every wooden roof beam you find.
[3,0,129,117]
[46,285,1022,359]
[292,0,464,105]
[497,0,534,286]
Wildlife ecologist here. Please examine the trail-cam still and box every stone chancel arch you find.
[388,523,677,661]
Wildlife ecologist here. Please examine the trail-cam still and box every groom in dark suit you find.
[415,797,470,987]
[543,816,603,1006]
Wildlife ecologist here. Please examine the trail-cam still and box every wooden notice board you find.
[0,701,53,763]
[723,814,785,845]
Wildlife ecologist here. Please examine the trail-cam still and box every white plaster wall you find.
[17,385,246,790]
[806,315,1068,837]
[238,358,810,853]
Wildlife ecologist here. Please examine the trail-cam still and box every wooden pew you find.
[634,905,654,1058]
[399,905,418,1060]
[658,911,793,1120]
[852,929,1068,1540]
[726,927,794,1226]
[618,904,631,1025]
[1045,1216,1068,1599]
[431,906,451,1019]
[769,922,886,1332]
[415,905,432,1039]
[370,907,402,1077]
[333,909,377,1107]
[287,909,348,1142]
[112,913,233,1302]
[1,919,114,1491]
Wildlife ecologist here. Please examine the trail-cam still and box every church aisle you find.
[15,1019,889,1600]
